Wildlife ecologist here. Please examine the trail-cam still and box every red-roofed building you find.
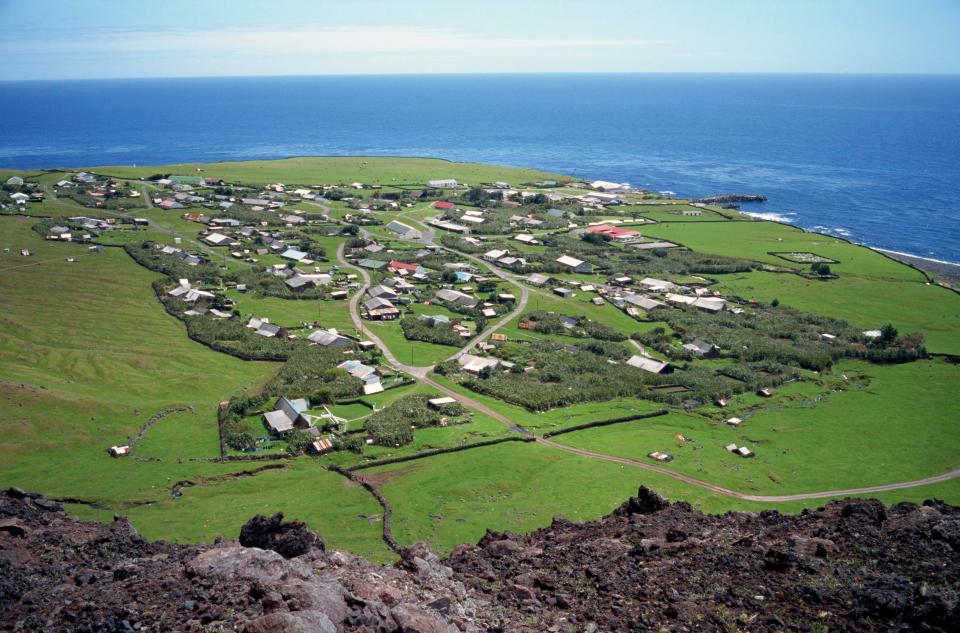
[388,260,419,274]
[586,224,641,242]
[435,201,455,210]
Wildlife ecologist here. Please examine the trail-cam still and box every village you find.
[2,165,923,473]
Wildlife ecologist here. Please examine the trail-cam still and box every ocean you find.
[1,73,958,262]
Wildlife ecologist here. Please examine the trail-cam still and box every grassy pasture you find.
[89,157,568,188]
[556,359,960,495]
[641,220,960,354]
[371,439,960,555]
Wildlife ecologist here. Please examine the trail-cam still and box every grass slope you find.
[87,157,567,188]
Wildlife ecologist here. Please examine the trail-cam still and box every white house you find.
[556,255,593,274]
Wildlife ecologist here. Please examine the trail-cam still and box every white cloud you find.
[2,24,673,57]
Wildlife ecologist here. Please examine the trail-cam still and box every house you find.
[285,273,332,290]
[434,288,479,309]
[357,258,388,270]
[203,232,238,247]
[457,353,499,374]
[337,359,379,382]
[726,417,743,427]
[553,287,573,298]
[365,243,385,254]
[691,297,727,313]
[737,446,755,458]
[281,248,309,262]
[757,388,774,398]
[10,192,29,204]
[514,233,540,245]
[308,329,352,348]
[590,180,631,192]
[280,214,306,225]
[428,179,458,189]
[725,443,739,453]
[428,218,471,233]
[647,451,673,463]
[592,297,605,306]
[665,293,727,313]
[263,397,311,435]
[362,297,400,320]
[368,284,399,300]
[626,355,670,374]
[74,172,96,184]
[387,260,422,275]
[640,277,676,292]
[483,249,509,262]
[582,192,623,205]
[387,220,422,240]
[526,273,550,286]
[6,176,24,186]
[586,224,642,242]
[428,396,457,410]
[460,215,485,225]
[683,339,719,357]
[497,256,526,270]
[497,293,516,303]
[556,255,593,274]
[108,445,130,457]
[623,294,667,311]
[246,317,283,338]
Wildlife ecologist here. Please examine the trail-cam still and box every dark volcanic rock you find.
[1,487,958,632]
[239,512,324,558]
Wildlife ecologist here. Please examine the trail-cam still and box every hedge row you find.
[541,409,669,438]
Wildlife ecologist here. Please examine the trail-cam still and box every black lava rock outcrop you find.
[1,486,957,632]
[239,512,323,558]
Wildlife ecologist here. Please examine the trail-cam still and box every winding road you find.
[334,226,960,503]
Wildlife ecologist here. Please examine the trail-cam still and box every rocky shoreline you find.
[1,486,957,632]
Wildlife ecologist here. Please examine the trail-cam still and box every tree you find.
[286,430,313,455]
[771,298,780,307]
[880,323,898,343]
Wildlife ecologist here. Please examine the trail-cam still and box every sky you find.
[1,0,958,80]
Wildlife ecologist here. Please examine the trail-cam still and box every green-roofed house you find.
[357,259,388,270]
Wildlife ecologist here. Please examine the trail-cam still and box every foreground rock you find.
[0,487,956,632]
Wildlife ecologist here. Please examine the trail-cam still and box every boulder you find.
[188,546,313,585]
[243,610,336,633]
[239,513,323,558]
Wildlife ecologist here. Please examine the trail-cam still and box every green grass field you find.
[89,157,568,188]
[641,221,960,354]
[370,439,960,554]
[3,157,958,563]
[555,359,960,495]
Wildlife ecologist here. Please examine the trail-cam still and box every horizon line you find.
[3,70,960,83]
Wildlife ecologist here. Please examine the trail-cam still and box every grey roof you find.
[368,285,398,299]
[362,296,396,311]
[308,330,351,347]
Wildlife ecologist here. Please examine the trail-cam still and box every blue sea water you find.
[1,73,958,262]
